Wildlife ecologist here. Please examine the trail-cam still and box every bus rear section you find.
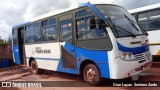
[12,3,152,85]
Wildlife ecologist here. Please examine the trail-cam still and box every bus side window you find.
[60,19,72,42]
[149,10,160,30]
[76,10,106,40]
[42,17,57,42]
[25,22,41,44]
[138,10,160,31]
[13,29,18,45]
[138,12,149,30]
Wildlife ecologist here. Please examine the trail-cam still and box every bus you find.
[12,3,152,85]
[129,3,160,61]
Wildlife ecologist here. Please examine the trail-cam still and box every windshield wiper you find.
[114,24,137,38]
[124,14,140,31]
[106,16,136,38]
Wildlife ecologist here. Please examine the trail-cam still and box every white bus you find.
[12,3,152,85]
[129,3,160,61]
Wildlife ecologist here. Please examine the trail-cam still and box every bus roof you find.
[30,3,123,22]
[12,22,30,29]
[129,3,160,14]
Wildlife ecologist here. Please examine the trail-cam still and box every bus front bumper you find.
[110,57,152,79]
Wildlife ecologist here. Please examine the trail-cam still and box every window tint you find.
[76,9,106,40]
[49,17,56,25]
[76,16,106,40]
[138,12,148,21]
[12,29,18,45]
[32,22,40,29]
[25,22,41,43]
[75,8,112,50]
[150,10,160,20]
[42,17,57,41]
[60,19,72,41]
[132,14,136,20]
[42,17,56,27]
[76,9,93,18]
[42,20,49,27]
[138,10,160,31]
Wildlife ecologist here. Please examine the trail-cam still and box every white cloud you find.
[0,0,71,39]
[0,21,11,39]
[0,0,160,39]
[70,0,114,4]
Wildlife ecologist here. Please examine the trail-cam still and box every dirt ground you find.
[0,63,160,90]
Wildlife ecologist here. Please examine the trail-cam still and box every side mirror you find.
[88,18,108,29]
[98,19,108,28]
[88,18,96,29]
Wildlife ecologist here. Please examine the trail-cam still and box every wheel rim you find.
[86,68,96,81]
[31,63,36,72]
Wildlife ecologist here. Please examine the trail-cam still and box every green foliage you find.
[0,40,7,45]
[0,35,12,45]
[0,37,8,45]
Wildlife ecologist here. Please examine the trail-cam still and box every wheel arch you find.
[79,59,101,76]
[29,57,35,66]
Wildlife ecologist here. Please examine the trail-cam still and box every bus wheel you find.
[30,60,39,74]
[83,64,102,85]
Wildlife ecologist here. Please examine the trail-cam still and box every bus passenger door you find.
[17,27,26,65]
[12,29,21,64]
[59,14,77,73]
[12,27,26,65]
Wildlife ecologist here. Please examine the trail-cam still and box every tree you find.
[0,35,12,45]
[0,36,7,45]
[7,35,12,44]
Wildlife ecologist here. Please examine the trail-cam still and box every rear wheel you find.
[83,64,102,85]
[30,60,39,74]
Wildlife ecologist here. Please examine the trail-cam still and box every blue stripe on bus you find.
[78,4,110,78]
[26,57,59,61]
[56,42,110,78]
[75,46,110,78]
[117,42,149,54]
[57,43,78,74]
[13,22,30,28]
[13,45,21,65]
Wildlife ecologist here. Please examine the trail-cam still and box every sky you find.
[0,0,160,39]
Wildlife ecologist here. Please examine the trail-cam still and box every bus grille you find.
[135,50,151,61]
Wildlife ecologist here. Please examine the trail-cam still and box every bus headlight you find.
[120,52,136,61]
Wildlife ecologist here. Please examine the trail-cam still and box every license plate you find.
[144,62,150,68]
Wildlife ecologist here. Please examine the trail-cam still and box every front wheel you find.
[83,64,102,85]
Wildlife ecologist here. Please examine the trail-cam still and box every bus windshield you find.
[95,5,146,38]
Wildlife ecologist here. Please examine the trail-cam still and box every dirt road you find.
[0,63,160,90]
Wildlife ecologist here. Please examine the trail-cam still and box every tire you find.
[83,64,102,85]
[30,60,39,74]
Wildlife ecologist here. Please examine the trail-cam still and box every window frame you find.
[149,9,160,20]
[59,14,73,43]
[12,28,18,45]
[138,12,149,22]
[137,8,160,31]
[42,16,57,42]
[74,7,112,51]
[75,8,109,41]
[21,6,112,51]
[24,21,42,44]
